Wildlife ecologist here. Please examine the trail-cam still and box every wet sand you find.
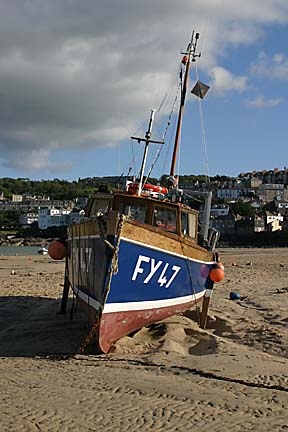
[0,250,287,431]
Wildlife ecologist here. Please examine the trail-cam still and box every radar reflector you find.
[191,80,210,99]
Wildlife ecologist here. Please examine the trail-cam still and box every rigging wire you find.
[162,81,181,142]
[160,64,183,177]
[161,113,177,176]
[144,81,181,183]
[130,61,183,183]
[195,63,210,183]
[157,74,176,114]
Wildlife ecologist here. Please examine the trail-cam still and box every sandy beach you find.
[0,249,287,431]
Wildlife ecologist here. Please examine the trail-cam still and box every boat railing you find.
[206,227,220,251]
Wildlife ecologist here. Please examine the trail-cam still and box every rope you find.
[77,310,101,354]
[179,238,201,320]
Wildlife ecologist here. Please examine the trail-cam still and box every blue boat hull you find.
[68,234,213,352]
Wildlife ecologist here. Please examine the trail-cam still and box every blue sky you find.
[0,1,288,181]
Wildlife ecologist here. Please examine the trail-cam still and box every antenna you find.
[131,110,164,196]
[182,31,201,62]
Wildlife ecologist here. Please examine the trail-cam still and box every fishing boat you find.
[50,31,224,353]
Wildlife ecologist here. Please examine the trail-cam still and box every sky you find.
[0,0,288,181]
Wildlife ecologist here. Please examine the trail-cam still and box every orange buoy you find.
[143,183,168,194]
[209,262,225,283]
[48,239,67,260]
[127,182,168,195]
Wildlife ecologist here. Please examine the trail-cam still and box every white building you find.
[12,194,23,202]
[38,207,85,229]
[275,201,288,214]
[266,212,283,232]
[19,212,38,227]
[38,207,71,229]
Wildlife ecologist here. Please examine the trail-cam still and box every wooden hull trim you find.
[121,236,214,264]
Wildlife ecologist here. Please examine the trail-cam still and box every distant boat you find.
[38,245,48,255]
[50,31,224,353]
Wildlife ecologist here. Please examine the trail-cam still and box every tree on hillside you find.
[230,201,256,218]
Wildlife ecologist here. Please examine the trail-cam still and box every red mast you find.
[169,31,201,178]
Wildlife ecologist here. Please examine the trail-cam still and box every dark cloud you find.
[0,0,287,172]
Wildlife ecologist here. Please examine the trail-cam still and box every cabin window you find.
[181,210,197,239]
[118,201,146,223]
[153,206,177,233]
[181,211,189,235]
[88,198,111,216]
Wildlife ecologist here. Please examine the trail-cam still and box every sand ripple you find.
[0,250,288,431]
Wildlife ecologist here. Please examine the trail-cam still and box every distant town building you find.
[12,194,23,202]
[250,177,263,188]
[19,212,38,227]
[75,197,88,209]
[217,187,242,201]
[265,212,283,232]
[254,216,265,233]
[38,207,71,229]
[210,204,230,218]
[37,206,85,229]
[275,200,288,215]
[210,213,236,235]
[258,184,284,203]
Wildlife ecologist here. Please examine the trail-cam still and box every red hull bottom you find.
[78,297,204,353]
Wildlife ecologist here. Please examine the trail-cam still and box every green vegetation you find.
[0,175,256,237]
[0,209,22,230]
[0,177,99,200]
[0,174,236,201]
[230,201,257,218]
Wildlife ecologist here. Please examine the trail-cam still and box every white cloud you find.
[0,0,287,172]
[246,95,283,108]
[250,51,288,79]
[208,66,248,94]
[2,148,72,172]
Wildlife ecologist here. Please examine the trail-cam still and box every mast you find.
[131,110,164,196]
[169,31,201,178]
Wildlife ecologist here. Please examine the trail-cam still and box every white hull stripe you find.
[74,287,102,310]
[72,286,205,313]
[204,289,213,298]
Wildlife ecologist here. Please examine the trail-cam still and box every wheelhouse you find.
[85,192,199,243]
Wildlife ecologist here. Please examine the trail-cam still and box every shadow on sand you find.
[0,296,89,357]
